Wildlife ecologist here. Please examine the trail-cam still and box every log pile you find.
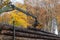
[0,24,60,40]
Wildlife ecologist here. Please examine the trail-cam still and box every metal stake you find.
[13,19,15,40]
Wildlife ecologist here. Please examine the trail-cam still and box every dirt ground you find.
[0,35,44,40]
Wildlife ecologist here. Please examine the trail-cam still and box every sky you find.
[10,0,24,4]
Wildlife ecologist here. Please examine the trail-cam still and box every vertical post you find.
[13,20,15,40]
[11,3,15,40]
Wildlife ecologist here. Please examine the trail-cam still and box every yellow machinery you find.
[0,0,41,29]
